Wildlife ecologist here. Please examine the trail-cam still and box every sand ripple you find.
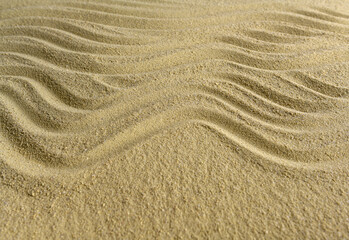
[1,0,349,174]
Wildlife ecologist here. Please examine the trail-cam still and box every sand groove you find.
[0,0,349,174]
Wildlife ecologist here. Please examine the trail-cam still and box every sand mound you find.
[0,0,348,238]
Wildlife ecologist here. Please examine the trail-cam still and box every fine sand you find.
[0,0,349,238]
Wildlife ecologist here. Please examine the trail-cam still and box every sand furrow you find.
[3,45,349,75]
[2,10,349,34]
[1,68,339,133]
[3,35,347,60]
[314,7,349,19]
[1,28,338,57]
[1,101,347,170]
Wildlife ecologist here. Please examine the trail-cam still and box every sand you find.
[0,0,348,238]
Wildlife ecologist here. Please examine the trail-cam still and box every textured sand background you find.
[0,0,349,238]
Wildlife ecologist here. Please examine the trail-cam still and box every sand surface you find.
[0,0,349,238]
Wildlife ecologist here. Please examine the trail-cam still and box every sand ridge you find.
[0,0,348,239]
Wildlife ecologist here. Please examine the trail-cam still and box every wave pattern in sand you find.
[1,0,349,173]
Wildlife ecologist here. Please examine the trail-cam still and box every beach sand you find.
[0,0,348,238]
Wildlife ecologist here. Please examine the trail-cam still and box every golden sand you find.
[0,0,348,238]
